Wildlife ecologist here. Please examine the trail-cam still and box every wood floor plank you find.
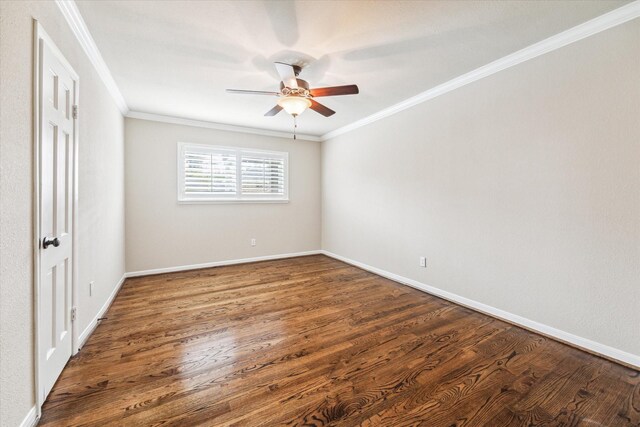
[38,255,639,426]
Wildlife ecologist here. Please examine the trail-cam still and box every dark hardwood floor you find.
[39,255,639,426]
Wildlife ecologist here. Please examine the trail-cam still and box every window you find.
[177,142,288,203]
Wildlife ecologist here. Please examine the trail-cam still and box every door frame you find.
[32,20,80,416]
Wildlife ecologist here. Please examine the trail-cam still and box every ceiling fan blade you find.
[264,105,283,116]
[226,89,280,96]
[310,85,359,97]
[274,62,298,89]
[309,99,335,117]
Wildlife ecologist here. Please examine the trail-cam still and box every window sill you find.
[177,199,290,205]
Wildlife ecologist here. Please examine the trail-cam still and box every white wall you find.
[0,2,125,425]
[322,20,640,358]
[125,118,321,273]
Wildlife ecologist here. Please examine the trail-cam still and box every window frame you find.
[177,142,289,204]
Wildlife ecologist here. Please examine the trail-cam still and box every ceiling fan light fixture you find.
[277,96,312,116]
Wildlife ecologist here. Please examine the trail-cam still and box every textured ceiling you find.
[76,0,628,137]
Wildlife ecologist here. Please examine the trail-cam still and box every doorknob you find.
[42,237,60,249]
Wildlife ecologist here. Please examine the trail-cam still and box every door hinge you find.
[71,307,77,322]
[72,105,78,119]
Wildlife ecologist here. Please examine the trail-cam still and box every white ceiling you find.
[76,0,628,137]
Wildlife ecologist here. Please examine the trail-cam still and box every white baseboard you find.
[320,250,640,369]
[19,406,37,427]
[125,250,322,278]
[77,273,127,349]
[74,249,638,368]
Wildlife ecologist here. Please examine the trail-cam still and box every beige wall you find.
[125,118,321,273]
[0,2,125,425]
[322,20,640,357]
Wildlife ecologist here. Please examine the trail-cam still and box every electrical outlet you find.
[89,281,95,296]
[251,238,256,247]
[419,257,427,268]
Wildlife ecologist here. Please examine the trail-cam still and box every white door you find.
[37,34,77,402]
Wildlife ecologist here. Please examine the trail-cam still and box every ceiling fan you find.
[226,62,359,138]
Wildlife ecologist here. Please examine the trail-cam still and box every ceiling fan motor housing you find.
[280,79,310,97]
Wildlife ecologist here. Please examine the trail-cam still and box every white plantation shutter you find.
[178,143,288,202]
[184,150,237,195]
[241,155,286,195]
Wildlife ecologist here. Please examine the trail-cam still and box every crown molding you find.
[126,111,322,142]
[57,0,638,141]
[322,1,640,141]
[55,0,129,114]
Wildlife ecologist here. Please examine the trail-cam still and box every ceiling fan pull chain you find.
[293,115,297,140]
